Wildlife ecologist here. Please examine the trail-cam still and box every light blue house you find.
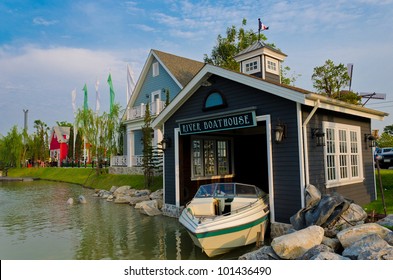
[112,49,204,172]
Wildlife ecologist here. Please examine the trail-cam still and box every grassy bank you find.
[7,167,163,191]
[5,167,392,214]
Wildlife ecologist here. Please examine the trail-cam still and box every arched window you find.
[203,91,227,111]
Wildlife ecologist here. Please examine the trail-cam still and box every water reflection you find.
[0,180,257,260]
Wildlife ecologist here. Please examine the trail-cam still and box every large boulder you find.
[337,223,392,248]
[342,233,392,260]
[290,192,351,230]
[239,246,280,260]
[271,225,324,259]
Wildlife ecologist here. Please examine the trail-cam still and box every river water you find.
[0,180,257,260]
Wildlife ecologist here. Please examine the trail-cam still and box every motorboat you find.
[179,182,269,257]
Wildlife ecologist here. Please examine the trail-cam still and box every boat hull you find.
[179,199,269,257]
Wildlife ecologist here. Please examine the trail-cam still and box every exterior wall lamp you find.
[274,122,286,144]
[364,134,376,148]
[160,136,171,151]
[311,128,325,147]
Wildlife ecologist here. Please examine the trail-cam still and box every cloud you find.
[0,45,131,134]
[32,17,58,26]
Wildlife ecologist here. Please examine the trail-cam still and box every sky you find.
[1,0,393,137]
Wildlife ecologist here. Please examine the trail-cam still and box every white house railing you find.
[126,100,165,121]
[110,155,144,167]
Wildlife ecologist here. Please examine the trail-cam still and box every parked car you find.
[374,147,393,169]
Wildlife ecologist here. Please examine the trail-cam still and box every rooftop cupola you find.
[234,41,287,83]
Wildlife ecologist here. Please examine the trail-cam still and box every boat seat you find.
[187,197,216,216]
[231,197,255,212]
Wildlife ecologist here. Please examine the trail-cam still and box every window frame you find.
[323,121,364,188]
[265,56,279,74]
[152,62,159,77]
[242,57,260,74]
[190,136,234,180]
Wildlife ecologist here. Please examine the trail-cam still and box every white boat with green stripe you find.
[179,182,269,257]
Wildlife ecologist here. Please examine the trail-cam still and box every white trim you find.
[323,122,364,188]
[152,64,386,129]
[174,127,180,208]
[256,115,275,223]
[152,62,159,77]
[297,103,306,208]
[242,57,260,75]
[266,56,279,75]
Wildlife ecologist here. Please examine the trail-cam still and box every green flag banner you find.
[107,74,115,114]
[83,83,88,111]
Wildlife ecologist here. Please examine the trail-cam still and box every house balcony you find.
[110,155,144,167]
[126,100,165,121]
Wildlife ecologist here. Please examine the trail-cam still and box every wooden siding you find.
[134,58,181,107]
[265,72,280,84]
[164,75,302,223]
[303,105,376,205]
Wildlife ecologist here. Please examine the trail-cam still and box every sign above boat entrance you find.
[179,111,256,135]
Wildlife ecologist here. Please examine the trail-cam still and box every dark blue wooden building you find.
[152,42,387,225]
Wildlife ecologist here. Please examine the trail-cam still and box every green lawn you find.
[363,169,393,215]
[7,167,163,191]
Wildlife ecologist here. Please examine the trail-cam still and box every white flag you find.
[71,89,77,113]
[127,64,136,104]
[95,79,100,112]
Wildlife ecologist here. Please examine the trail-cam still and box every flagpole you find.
[258,18,261,41]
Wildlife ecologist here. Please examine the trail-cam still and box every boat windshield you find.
[195,183,265,198]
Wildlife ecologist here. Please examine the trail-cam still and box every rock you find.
[297,244,333,260]
[139,202,162,216]
[135,189,151,197]
[113,186,131,197]
[239,246,280,260]
[290,193,351,230]
[305,184,321,208]
[114,195,132,204]
[78,195,87,204]
[271,225,324,260]
[129,195,150,205]
[321,236,342,252]
[135,199,163,210]
[150,189,163,200]
[384,232,393,246]
[377,214,393,228]
[342,233,389,259]
[310,252,350,260]
[337,223,392,248]
[109,186,118,193]
[333,203,367,230]
[66,198,74,205]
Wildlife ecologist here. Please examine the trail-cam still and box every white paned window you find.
[243,57,260,74]
[152,62,159,77]
[323,122,363,188]
[191,137,232,179]
[266,57,279,74]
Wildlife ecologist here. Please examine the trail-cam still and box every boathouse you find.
[151,42,387,228]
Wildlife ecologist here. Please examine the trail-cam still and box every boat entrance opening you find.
[179,121,268,205]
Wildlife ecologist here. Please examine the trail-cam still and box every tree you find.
[75,103,121,173]
[204,18,263,71]
[311,59,361,104]
[0,126,25,167]
[141,103,154,188]
[383,125,393,135]
[204,18,298,85]
[32,120,49,163]
[376,132,393,148]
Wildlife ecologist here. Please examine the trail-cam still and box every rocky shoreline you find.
[240,185,393,260]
